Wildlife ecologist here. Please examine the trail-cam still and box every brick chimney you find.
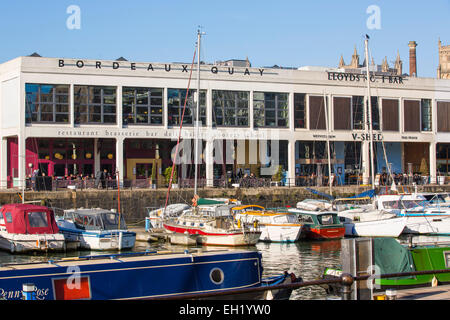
[408,41,417,77]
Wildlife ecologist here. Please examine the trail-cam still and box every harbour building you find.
[1,45,450,189]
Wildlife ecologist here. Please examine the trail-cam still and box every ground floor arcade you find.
[1,136,446,188]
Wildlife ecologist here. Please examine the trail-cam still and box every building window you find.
[253,92,289,128]
[404,100,421,132]
[123,87,163,125]
[167,89,206,126]
[309,96,328,130]
[333,97,351,130]
[294,93,306,128]
[382,98,398,131]
[212,90,249,127]
[421,99,432,131]
[437,101,450,132]
[74,86,116,124]
[253,92,288,128]
[25,83,70,124]
[352,96,364,130]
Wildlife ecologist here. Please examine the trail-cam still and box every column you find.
[94,138,101,174]
[361,140,370,185]
[205,139,214,187]
[69,84,75,127]
[429,142,437,184]
[18,134,26,190]
[116,86,123,128]
[0,138,7,188]
[116,137,124,182]
[288,139,296,186]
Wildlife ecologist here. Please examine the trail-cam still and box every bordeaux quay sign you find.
[57,59,266,76]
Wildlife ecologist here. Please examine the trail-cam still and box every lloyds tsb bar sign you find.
[58,59,266,76]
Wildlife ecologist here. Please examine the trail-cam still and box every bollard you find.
[340,273,354,300]
[22,283,36,300]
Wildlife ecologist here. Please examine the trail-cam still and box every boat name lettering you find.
[0,287,49,300]
[401,136,418,140]
[58,60,265,76]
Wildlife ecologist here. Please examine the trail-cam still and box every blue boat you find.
[0,249,297,300]
[55,208,136,251]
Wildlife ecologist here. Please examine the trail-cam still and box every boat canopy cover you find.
[0,204,59,234]
[373,238,415,277]
[197,198,227,205]
[306,188,335,201]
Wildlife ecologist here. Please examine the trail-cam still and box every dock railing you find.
[143,268,450,300]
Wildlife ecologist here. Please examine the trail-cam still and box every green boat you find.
[323,238,450,292]
[374,238,450,289]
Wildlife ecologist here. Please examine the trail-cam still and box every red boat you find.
[0,203,66,253]
[288,209,345,240]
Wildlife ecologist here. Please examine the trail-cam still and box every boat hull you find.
[302,226,345,240]
[401,215,450,235]
[258,225,302,243]
[0,232,66,253]
[163,223,261,246]
[58,227,136,251]
[343,217,406,237]
[0,250,266,300]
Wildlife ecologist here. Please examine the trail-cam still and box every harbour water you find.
[1,235,448,300]
[0,238,342,300]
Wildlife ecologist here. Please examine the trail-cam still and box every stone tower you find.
[437,38,450,79]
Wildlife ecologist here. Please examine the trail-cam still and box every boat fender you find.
[237,219,241,228]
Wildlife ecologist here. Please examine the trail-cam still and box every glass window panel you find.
[25,84,70,124]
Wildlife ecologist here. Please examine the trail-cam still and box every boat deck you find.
[396,284,450,300]
[0,248,238,271]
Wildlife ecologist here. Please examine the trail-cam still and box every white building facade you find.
[1,55,450,188]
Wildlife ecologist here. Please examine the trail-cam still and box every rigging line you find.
[163,45,198,214]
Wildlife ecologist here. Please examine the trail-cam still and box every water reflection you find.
[256,240,341,300]
[8,235,450,300]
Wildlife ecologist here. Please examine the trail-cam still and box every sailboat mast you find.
[323,93,332,196]
[364,36,375,189]
[194,29,201,196]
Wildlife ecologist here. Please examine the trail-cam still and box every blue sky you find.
[0,0,449,78]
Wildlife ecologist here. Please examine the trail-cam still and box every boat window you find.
[382,200,422,210]
[0,213,3,224]
[4,212,12,223]
[286,214,298,224]
[298,215,314,224]
[319,215,334,225]
[102,212,127,230]
[27,211,48,228]
[445,251,450,268]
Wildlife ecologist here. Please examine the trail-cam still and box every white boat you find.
[337,211,406,237]
[163,204,261,246]
[146,198,241,230]
[146,203,190,229]
[56,208,136,250]
[296,199,332,211]
[232,205,302,243]
[0,203,66,253]
[375,194,450,235]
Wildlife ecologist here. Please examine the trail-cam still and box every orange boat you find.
[287,209,345,240]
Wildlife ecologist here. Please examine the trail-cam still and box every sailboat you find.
[161,30,261,246]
